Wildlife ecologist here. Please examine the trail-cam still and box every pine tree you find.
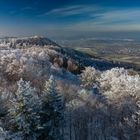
[9,78,40,140]
[39,75,64,140]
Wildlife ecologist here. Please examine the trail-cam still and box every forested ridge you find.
[0,36,140,140]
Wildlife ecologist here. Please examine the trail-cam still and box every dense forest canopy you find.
[0,37,140,140]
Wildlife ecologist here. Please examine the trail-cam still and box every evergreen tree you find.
[39,75,64,140]
[9,78,40,140]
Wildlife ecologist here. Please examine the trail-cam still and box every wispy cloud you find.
[37,5,140,31]
[42,5,101,17]
[21,6,34,11]
[92,9,140,24]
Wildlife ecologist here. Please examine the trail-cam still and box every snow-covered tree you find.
[8,79,40,140]
[81,66,100,88]
[39,75,64,140]
[1,36,140,140]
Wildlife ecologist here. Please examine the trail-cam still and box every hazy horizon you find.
[1,0,140,39]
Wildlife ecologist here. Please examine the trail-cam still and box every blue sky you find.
[0,0,140,37]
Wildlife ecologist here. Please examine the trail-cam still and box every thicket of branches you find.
[0,40,140,140]
[0,66,140,140]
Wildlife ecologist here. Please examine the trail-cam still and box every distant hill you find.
[0,36,136,73]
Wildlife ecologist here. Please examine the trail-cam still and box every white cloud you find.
[42,5,101,17]
[92,9,140,24]
[39,5,140,32]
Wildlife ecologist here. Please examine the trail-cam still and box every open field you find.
[57,38,140,71]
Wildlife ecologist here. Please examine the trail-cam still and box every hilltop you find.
[0,36,127,73]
